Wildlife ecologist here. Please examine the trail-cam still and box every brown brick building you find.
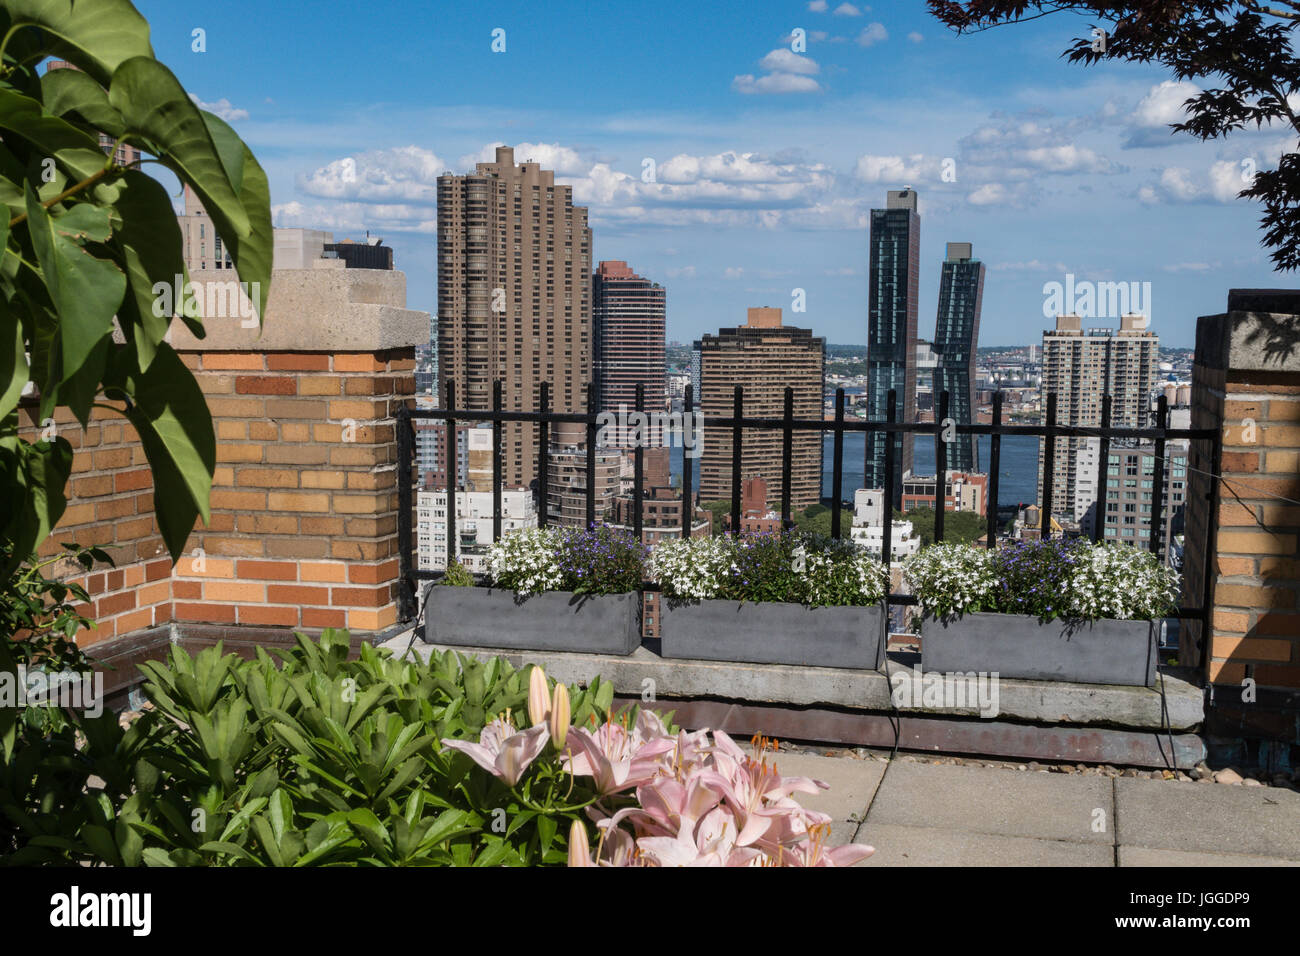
[436,146,593,488]
[594,260,667,437]
[696,308,825,511]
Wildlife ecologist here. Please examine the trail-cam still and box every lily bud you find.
[567,819,593,867]
[527,666,550,727]
[549,681,571,750]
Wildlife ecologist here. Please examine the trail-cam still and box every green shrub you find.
[441,561,474,587]
[0,630,646,866]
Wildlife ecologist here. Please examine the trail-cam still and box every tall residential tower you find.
[866,189,920,504]
[1037,313,1159,528]
[593,260,667,428]
[932,242,986,472]
[436,146,593,488]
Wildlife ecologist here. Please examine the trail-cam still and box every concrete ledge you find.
[167,268,429,352]
[398,641,1205,732]
[1195,309,1300,373]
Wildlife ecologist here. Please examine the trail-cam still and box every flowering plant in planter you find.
[902,539,1180,625]
[486,525,647,597]
[651,531,889,608]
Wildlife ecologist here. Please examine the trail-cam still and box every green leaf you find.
[199,110,244,198]
[107,58,247,237]
[24,183,124,390]
[3,1,154,87]
[191,111,270,324]
[117,342,214,559]
[52,201,112,242]
[141,847,178,867]
[41,65,126,136]
[0,88,109,184]
[0,435,73,581]
[110,169,199,368]
[0,282,29,420]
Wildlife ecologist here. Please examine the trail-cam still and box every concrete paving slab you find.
[761,751,886,840]
[865,760,1113,844]
[860,823,1114,866]
[1119,846,1300,867]
[1115,777,1300,860]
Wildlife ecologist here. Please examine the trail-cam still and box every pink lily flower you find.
[441,717,549,786]
[636,806,764,867]
[564,718,677,794]
[779,822,875,867]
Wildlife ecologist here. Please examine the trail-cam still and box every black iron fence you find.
[397,379,1221,661]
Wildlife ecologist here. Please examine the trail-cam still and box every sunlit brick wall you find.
[17,402,172,647]
[19,262,427,649]
[171,347,414,632]
[1184,306,1300,695]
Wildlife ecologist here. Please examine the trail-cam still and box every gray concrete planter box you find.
[660,600,886,670]
[922,613,1157,687]
[422,587,640,656]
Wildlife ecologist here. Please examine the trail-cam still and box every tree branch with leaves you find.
[0,0,272,588]
[928,1,1300,269]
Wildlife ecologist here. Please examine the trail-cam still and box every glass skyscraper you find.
[865,190,920,505]
[932,242,985,473]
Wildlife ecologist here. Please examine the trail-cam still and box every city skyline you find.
[134,0,1291,350]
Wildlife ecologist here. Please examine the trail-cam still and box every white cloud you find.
[660,151,828,185]
[959,119,1115,175]
[854,153,939,183]
[967,183,1010,205]
[758,49,820,75]
[458,141,587,175]
[1209,159,1249,202]
[856,23,888,46]
[665,265,696,279]
[732,72,822,95]
[1124,81,1201,148]
[724,267,745,279]
[188,95,248,122]
[808,0,828,10]
[833,3,863,16]
[1162,262,1214,272]
[272,200,436,234]
[991,259,1068,272]
[298,146,446,203]
[907,31,923,43]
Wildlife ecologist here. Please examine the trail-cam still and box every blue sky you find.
[137,0,1295,348]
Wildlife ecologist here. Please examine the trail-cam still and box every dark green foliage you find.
[0,630,641,866]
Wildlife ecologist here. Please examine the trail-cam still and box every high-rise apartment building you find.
[697,308,825,511]
[546,442,623,528]
[437,146,593,488]
[866,189,920,504]
[178,184,236,273]
[1037,313,1159,523]
[416,427,537,571]
[593,260,666,437]
[1099,441,1188,559]
[932,242,985,472]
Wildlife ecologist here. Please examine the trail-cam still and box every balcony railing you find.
[397,379,1221,666]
